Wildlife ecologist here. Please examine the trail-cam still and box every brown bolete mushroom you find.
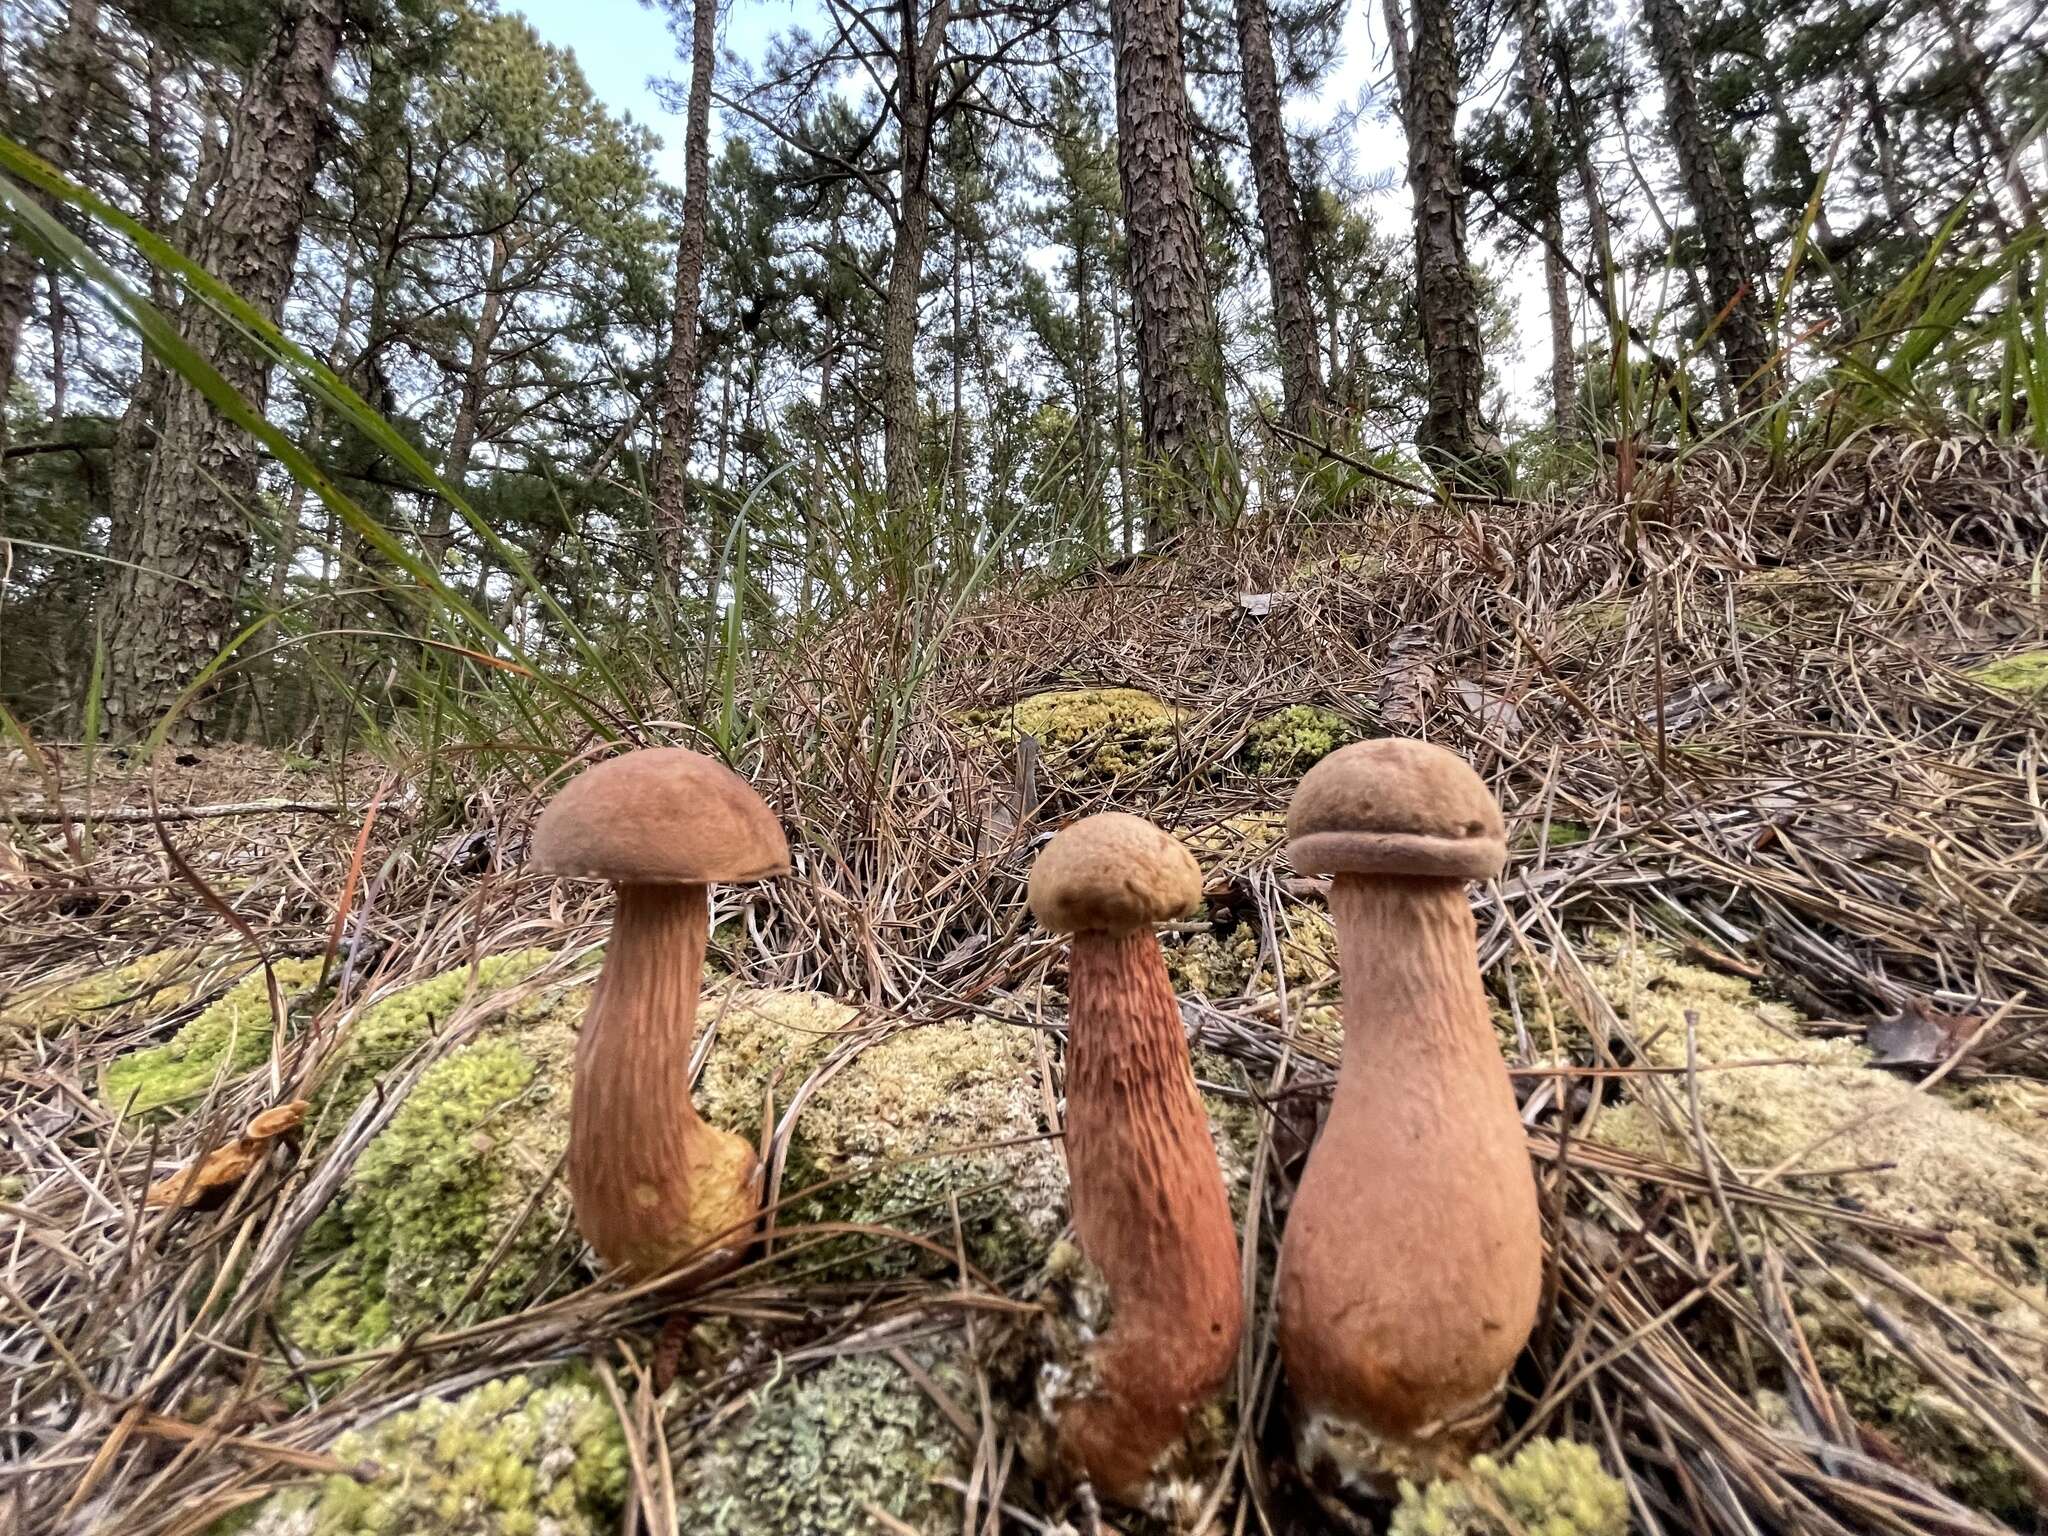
[1028,811,1244,1502]
[1278,738,1541,1488]
[531,747,789,1278]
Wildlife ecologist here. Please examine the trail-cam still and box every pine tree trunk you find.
[0,0,100,473]
[1516,0,1575,436]
[1110,0,1237,535]
[881,0,952,569]
[422,233,507,571]
[1235,0,1325,434]
[1642,0,1775,412]
[651,0,718,600]
[102,0,343,744]
[1399,0,1506,490]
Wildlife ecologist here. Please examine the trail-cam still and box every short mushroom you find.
[531,747,789,1278]
[1028,812,1243,1502]
[1278,738,1541,1488]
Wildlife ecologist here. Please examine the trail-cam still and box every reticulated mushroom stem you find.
[1061,925,1242,1497]
[1279,872,1539,1476]
[569,882,758,1275]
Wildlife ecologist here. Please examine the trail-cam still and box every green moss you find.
[241,1372,627,1536]
[316,948,559,1119]
[278,1002,578,1361]
[1510,820,1589,852]
[1163,910,1337,1003]
[2,948,210,1038]
[1245,705,1361,776]
[101,959,327,1119]
[1178,810,1288,864]
[1968,650,2048,698]
[963,688,1180,776]
[1389,1439,1630,1536]
[674,1352,963,1536]
[1560,597,1629,645]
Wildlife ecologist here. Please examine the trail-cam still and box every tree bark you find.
[651,0,719,600]
[102,0,344,744]
[1235,0,1325,434]
[1642,0,1775,412]
[422,231,509,570]
[881,0,952,569]
[1516,0,1574,436]
[1928,0,2039,227]
[1398,0,1506,490]
[0,0,99,473]
[1110,0,1238,535]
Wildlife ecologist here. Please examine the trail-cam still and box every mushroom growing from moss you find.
[1028,812,1243,1502]
[531,748,789,1278]
[1279,739,1541,1488]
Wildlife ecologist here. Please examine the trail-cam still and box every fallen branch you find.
[4,799,343,826]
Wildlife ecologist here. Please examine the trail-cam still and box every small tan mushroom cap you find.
[1287,738,1506,881]
[1028,812,1202,933]
[531,747,790,884]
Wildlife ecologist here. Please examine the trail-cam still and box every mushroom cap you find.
[1028,812,1203,933]
[531,747,790,885]
[1287,738,1506,881]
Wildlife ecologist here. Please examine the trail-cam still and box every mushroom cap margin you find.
[1286,738,1506,882]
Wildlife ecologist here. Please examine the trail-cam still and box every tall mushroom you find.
[1278,739,1541,1488]
[531,747,789,1278]
[1028,812,1243,1502]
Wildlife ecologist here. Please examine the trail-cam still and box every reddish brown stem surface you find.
[1279,875,1540,1473]
[1063,925,1243,1496]
[569,882,758,1275]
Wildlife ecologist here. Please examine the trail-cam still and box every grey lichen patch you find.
[962,688,1180,777]
[101,958,327,1119]
[1389,1438,1630,1536]
[1245,705,1361,776]
[1968,650,2048,698]
[673,1350,966,1536]
[241,1372,627,1536]
[2,947,211,1038]
[766,1015,1065,1282]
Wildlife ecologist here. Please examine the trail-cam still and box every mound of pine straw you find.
[4,435,2047,1534]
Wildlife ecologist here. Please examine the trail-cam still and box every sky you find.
[511,0,1551,419]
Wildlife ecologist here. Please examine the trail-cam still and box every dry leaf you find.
[1865,1000,1983,1068]
[145,1099,310,1210]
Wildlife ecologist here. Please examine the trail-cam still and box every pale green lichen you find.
[1389,1439,1630,1536]
[1246,704,1361,776]
[1163,909,1337,1003]
[101,958,327,1119]
[1582,939,2048,1517]
[1968,650,2048,698]
[241,1373,627,1536]
[964,688,1180,776]
[1178,810,1288,864]
[674,1351,963,1536]
[2,948,209,1038]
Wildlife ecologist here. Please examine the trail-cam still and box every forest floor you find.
[5,436,2048,1536]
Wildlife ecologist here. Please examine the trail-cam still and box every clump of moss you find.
[1389,1439,1630,1536]
[2,948,210,1038]
[101,958,327,1119]
[316,947,560,1118]
[763,1014,1064,1282]
[1583,938,2048,1515]
[674,1352,963,1536]
[964,688,1180,776]
[241,1373,627,1536]
[1245,705,1360,776]
[1163,909,1337,1002]
[1178,810,1289,864]
[1968,650,2048,698]
[1509,820,1589,852]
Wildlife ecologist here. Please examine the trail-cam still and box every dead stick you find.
[5,800,342,825]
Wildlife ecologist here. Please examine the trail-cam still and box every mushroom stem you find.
[568,882,759,1275]
[1281,872,1539,1480]
[1062,925,1242,1498]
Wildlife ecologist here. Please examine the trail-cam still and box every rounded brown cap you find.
[1287,738,1506,881]
[531,747,789,885]
[1028,812,1202,933]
